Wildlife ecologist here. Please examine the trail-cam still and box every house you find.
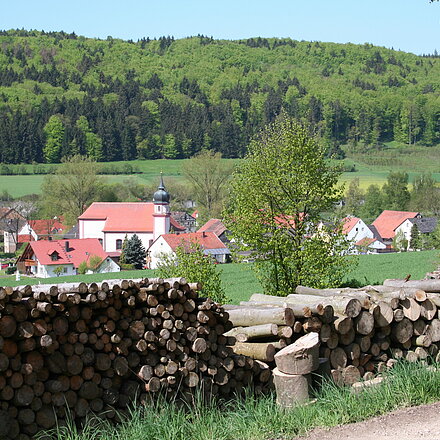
[4,217,67,253]
[197,219,230,244]
[354,237,387,254]
[16,238,120,278]
[148,231,231,269]
[371,210,420,245]
[171,211,197,233]
[395,217,438,249]
[79,176,173,258]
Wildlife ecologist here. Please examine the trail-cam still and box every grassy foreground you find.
[39,361,440,440]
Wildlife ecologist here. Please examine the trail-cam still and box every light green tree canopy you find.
[225,114,352,293]
[40,155,105,225]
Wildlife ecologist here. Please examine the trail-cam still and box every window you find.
[98,238,103,246]
[116,239,122,250]
[63,267,68,273]
[50,252,58,261]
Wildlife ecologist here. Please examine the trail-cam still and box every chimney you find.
[65,241,69,252]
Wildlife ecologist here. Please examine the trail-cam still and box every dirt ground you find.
[296,401,440,440]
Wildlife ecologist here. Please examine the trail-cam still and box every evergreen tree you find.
[119,234,129,264]
[410,224,421,250]
[122,234,146,269]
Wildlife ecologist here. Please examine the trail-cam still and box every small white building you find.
[17,238,120,278]
[148,231,230,269]
[354,237,387,254]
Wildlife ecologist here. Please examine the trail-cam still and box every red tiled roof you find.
[17,234,34,243]
[170,217,186,231]
[342,217,361,234]
[79,202,155,232]
[355,237,377,247]
[160,232,227,251]
[372,210,419,239]
[28,219,66,236]
[24,238,109,268]
[198,219,227,236]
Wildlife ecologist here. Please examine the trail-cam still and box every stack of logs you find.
[224,279,440,390]
[0,278,269,439]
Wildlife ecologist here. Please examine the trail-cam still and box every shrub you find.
[6,266,16,275]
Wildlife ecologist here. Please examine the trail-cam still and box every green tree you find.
[382,171,410,211]
[156,241,228,304]
[119,235,129,264]
[53,266,65,277]
[40,155,105,225]
[392,229,408,252]
[410,224,421,250]
[360,184,384,222]
[344,178,364,216]
[225,114,352,294]
[76,116,103,161]
[182,150,233,222]
[122,234,146,269]
[43,115,64,163]
[410,173,440,215]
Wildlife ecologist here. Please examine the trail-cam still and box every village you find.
[0,174,435,280]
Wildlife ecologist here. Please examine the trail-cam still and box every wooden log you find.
[333,316,353,335]
[401,298,421,321]
[420,299,437,321]
[330,347,347,369]
[273,367,310,407]
[392,318,413,344]
[342,365,361,386]
[371,301,393,327]
[224,324,278,342]
[383,279,440,292]
[354,311,374,335]
[427,319,440,343]
[274,332,320,375]
[231,342,276,362]
[226,307,294,327]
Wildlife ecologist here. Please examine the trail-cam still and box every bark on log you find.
[230,342,276,362]
[383,279,440,292]
[273,368,310,407]
[226,307,294,327]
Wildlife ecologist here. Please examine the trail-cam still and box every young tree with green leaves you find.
[225,114,352,294]
[382,171,410,211]
[360,184,384,222]
[410,224,421,250]
[156,241,228,304]
[43,115,64,163]
[121,234,146,269]
[40,155,105,225]
[182,150,233,222]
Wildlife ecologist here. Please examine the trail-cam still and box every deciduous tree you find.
[225,114,352,294]
[40,155,104,225]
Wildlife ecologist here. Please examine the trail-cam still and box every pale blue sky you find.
[1,0,439,55]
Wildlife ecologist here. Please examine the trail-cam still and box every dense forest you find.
[0,29,439,163]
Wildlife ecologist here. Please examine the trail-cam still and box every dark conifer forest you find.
[0,29,439,163]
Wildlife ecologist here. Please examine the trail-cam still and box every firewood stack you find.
[0,278,268,439]
[227,279,440,392]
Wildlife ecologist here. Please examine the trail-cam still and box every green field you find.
[1,144,440,197]
[4,250,438,303]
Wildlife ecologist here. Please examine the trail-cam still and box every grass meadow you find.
[1,144,440,197]
[5,250,439,303]
[39,361,440,440]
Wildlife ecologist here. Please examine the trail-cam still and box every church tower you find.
[152,174,171,241]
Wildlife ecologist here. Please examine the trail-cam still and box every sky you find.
[1,0,439,55]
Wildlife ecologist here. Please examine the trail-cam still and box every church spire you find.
[153,172,170,203]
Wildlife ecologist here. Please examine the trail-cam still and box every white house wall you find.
[36,263,76,278]
[103,232,153,253]
[79,220,106,242]
[347,219,374,242]
[97,257,121,274]
[148,238,174,269]
[395,220,413,246]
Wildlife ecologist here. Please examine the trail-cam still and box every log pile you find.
[229,279,440,394]
[0,278,268,439]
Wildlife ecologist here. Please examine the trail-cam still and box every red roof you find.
[342,217,361,234]
[28,219,66,236]
[79,202,155,232]
[23,238,109,268]
[17,234,34,243]
[355,237,377,247]
[170,217,186,231]
[198,219,227,236]
[372,210,419,239]
[160,232,227,252]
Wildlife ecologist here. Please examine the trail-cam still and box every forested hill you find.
[0,29,439,164]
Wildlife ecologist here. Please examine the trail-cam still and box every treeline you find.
[0,30,439,163]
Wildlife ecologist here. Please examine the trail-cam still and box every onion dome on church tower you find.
[153,173,170,203]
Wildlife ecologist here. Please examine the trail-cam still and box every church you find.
[78,176,183,257]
